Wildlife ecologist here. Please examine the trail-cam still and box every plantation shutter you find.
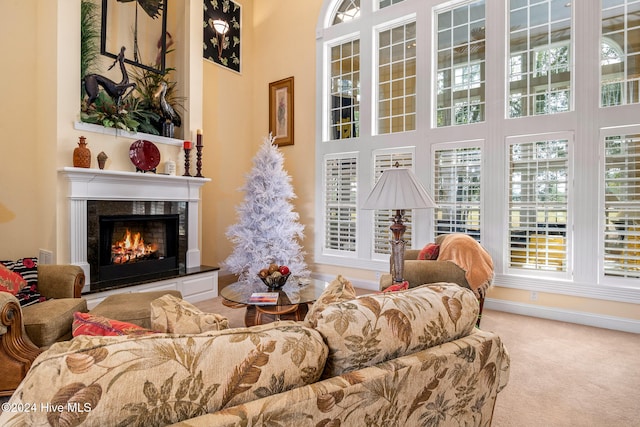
[372,150,414,256]
[603,135,640,278]
[508,138,569,273]
[324,154,358,254]
[433,146,482,241]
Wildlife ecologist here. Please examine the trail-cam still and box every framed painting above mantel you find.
[100,0,169,74]
[269,77,294,147]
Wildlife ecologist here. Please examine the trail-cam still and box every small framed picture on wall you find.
[269,77,294,147]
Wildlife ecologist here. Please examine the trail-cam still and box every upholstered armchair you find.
[379,248,467,286]
[0,264,86,396]
[380,234,494,327]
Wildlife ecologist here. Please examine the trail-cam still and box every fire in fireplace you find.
[98,214,179,283]
[111,229,160,265]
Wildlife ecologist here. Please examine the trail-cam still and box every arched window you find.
[601,0,640,107]
[601,38,625,106]
[331,0,360,26]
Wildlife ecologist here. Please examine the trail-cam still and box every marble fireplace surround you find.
[60,167,210,293]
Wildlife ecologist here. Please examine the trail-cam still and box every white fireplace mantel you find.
[59,167,211,286]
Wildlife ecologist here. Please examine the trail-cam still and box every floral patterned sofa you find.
[0,281,510,426]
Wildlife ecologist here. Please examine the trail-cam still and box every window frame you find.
[599,125,640,286]
[504,132,573,280]
[431,139,484,243]
[314,0,640,302]
[322,152,360,258]
[374,15,418,135]
[371,146,416,260]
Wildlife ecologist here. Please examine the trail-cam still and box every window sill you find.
[74,121,183,147]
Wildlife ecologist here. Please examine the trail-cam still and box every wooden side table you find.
[220,278,326,327]
[254,304,303,325]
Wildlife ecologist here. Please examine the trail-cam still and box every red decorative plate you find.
[129,140,160,172]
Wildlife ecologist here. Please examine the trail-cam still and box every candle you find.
[196,129,203,147]
[183,140,192,150]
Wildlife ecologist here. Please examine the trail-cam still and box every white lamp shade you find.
[361,168,437,210]
[213,19,230,35]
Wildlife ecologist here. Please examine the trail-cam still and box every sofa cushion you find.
[304,275,356,328]
[8,322,328,426]
[418,242,440,260]
[150,294,229,333]
[22,298,88,347]
[89,290,183,329]
[0,264,27,295]
[0,257,38,286]
[73,312,154,337]
[379,281,409,293]
[14,283,48,307]
[1,257,46,307]
[314,283,479,378]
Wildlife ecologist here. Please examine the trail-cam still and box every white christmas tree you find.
[223,135,309,282]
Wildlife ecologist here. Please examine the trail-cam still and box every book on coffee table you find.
[248,292,279,305]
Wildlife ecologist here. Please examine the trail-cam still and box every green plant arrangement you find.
[79,9,185,136]
[131,65,186,133]
[80,0,100,97]
[81,91,161,134]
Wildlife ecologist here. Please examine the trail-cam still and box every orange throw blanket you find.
[437,234,494,298]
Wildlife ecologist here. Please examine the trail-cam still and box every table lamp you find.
[362,165,437,283]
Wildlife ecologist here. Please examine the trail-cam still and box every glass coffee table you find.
[220,277,329,326]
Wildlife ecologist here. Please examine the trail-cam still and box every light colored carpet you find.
[195,295,640,427]
[480,309,640,427]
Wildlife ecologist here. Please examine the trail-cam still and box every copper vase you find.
[73,136,91,168]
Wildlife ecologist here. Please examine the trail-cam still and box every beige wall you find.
[200,0,324,275]
[0,0,44,259]
[0,0,637,326]
[0,0,196,263]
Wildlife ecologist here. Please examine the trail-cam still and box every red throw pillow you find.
[72,312,154,337]
[0,264,27,295]
[0,258,38,286]
[1,258,46,306]
[379,281,409,293]
[418,243,440,260]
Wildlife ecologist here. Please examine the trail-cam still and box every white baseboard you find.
[484,298,640,334]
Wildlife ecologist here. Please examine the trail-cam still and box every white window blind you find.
[433,145,482,241]
[372,149,414,256]
[603,135,640,278]
[508,138,569,273]
[324,154,358,254]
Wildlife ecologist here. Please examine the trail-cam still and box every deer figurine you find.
[83,46,136,107]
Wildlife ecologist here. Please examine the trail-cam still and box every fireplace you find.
[98,214,179,282]
[61,167,209,294]
[87,200,187,291]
